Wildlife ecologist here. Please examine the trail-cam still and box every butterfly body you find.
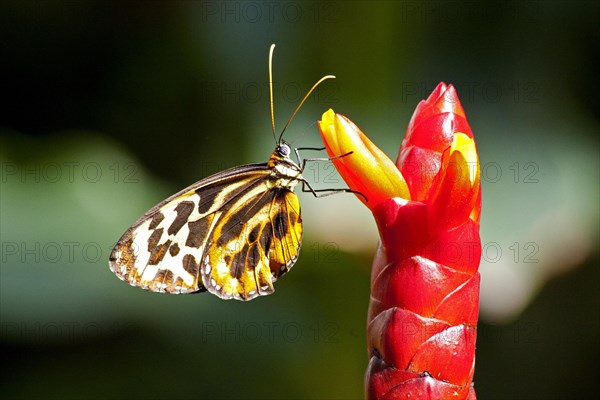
[109,143,304,301]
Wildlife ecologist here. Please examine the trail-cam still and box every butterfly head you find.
[268,141,301,177]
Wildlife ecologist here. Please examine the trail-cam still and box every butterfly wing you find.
[109,163,303,300]
[204,187,302,300]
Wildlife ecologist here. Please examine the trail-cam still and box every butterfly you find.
[109,44,357,301]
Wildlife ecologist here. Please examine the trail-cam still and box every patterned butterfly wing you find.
[109,153,303,300]
[205,187,302,300]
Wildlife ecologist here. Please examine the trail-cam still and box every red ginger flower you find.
[319,83,481,399]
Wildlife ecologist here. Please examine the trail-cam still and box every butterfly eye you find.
[278,143,291,157]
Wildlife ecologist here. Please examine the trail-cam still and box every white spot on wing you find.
[140,265,159,281]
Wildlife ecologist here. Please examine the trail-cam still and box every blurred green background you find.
[1,1,598,399]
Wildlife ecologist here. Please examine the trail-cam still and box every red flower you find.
[319,83,481,399]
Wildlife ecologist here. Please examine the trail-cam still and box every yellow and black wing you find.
[109,161,303,301]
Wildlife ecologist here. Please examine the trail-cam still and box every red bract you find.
[319,83,481,399]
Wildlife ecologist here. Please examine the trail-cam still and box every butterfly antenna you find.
[268,44,277,143]
[278,74,335,143]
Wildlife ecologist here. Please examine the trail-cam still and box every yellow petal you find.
[450,132,479,186]
[427,132,480,230]
[319,109,410,209]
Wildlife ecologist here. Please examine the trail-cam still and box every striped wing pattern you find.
[109,152,303,301]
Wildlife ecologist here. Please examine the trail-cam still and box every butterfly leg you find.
[293,146,326,166]
[295,148,354,170]
[294,148,368,201]
[299,171,368,202]
[300,178,367,200]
